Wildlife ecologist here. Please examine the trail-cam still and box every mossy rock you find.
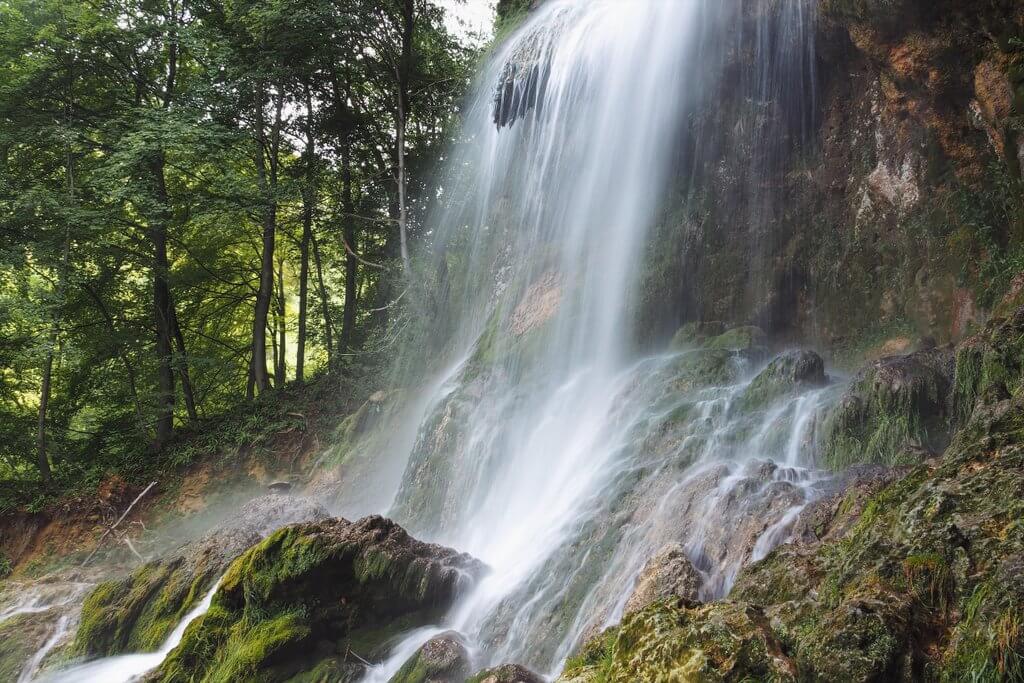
[735,349,827,411]
[819,347,954,469]
[666,349,745,393]
[156,516,484,683]
[953,305,1024,423]
[669,321,726,349]
[0,611,54,681]
[704,326,767,356]
[556,601,796,682]
[73,494,329,659]
[388,631,471,683]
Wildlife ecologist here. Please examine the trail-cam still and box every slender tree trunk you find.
[170,303,198,420]
[152,7,182,446]
[395,0,415,277]
[275,254,286,385]
[311,231,333,367]
[250,82,283,394]
[36,332,56,484]
[341,139,358,349]
[297,87,315,382]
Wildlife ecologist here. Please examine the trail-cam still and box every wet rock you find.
[737,349,827,410]
[623,542,702,615]
[468,663,545,683]
[73,494,328,657]
[704,326,769,361]
[670,321,726,349]
[158,516,485,682]
[266,480,292,493]
[819,346,954,469]
[389,631,471,683]
[789,464,906,544]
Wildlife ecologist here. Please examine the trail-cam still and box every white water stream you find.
[39,580,220,683]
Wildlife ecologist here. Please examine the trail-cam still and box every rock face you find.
[819,346,954,469]
[623,542,702,615]
[389,632,472,683]
[72,494,328,657]
[156,516,484,682]
[558,307,1024,682]
[636,0,1023,350]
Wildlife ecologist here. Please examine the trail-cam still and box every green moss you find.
[704,326,767,353]
[819,353,952,469]
[556,601,796,683]
[155,518,476,682]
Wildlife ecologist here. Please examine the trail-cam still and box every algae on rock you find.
[156,516,484,683]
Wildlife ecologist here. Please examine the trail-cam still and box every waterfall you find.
[351,0,824,679]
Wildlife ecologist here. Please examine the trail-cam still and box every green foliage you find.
[0,0,477,493]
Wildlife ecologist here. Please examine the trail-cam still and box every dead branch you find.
[81,480,158,566]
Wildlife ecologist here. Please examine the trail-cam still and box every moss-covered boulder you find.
[736,349,827,411]
[819,347,954,469]
[557,601,796,682]
[156,516,484,682]
[388,631,471,683]
[73,494,328,659]
[467,663,545,683]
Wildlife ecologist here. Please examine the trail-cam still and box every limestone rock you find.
[623,542,702,615]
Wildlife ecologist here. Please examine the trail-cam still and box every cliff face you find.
[639,0,1024,360]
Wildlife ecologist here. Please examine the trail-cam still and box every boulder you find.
[623,542,702,615]
[157,516,485,682]
[389,632,472,683]
[469,663,545,683]
[737,349,827,410]
[73,494,328,657]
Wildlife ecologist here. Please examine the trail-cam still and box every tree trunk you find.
[341,138,358,349]
[153,216,176,448]
[36,335,56,484]
[275,254,286,386]
[395,0,415,277]
[170,302,198,420]
[250,82,283,394]
[311,231,333,367]
[297,86,315,382]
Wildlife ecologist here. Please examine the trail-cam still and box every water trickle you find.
[40,579,220,683]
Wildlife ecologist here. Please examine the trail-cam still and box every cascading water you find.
[350,0,826,679]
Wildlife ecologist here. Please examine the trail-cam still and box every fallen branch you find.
[81,480,158,566]
[121,534,145,563]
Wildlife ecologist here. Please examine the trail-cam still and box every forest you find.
[0,0,507,494]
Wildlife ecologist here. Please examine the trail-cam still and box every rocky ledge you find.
[558,307,1024,682]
